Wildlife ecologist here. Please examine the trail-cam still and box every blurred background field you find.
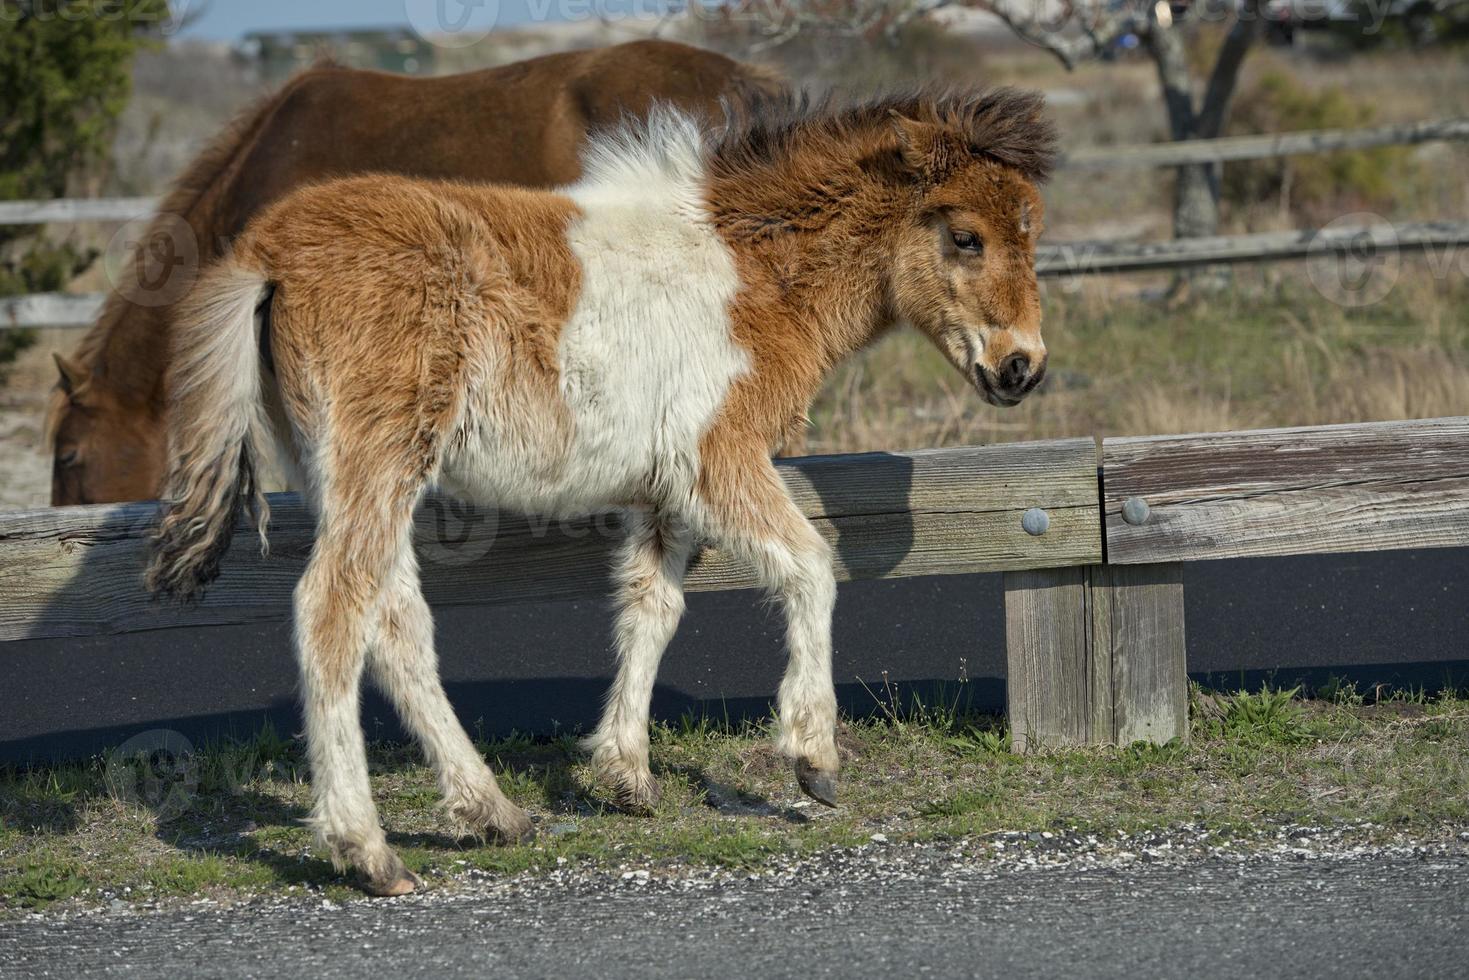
[2,6,1467,506]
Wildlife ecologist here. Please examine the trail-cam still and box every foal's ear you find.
[53,352,92,401]
[889,111,961,184]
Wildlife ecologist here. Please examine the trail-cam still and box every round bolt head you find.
[1021,507,1050,536]
[1122,497,1151,526]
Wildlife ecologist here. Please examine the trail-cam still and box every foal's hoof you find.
[358,864,423,898]
[615,777,662,815]
[794,758,839,808]
[491,808,537,846]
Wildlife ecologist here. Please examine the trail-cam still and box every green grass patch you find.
[2,687,1466,915]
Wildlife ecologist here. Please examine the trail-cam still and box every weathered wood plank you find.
[1092,564,1187,746]
[1062,117,1469,170]
[1103,417,1469,564]
[0,439,1102,643]
[1004,567,1106,752]
[1005,563,1187,751]
[1037,221,1469,277]
[0,197,155,225]
[1,293,105,330]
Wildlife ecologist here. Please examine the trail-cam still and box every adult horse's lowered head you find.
[145,87,1056,896]
[47,39,782,506]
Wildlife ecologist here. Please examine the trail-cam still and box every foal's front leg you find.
[697,449,840,806]
[585,509,693,811]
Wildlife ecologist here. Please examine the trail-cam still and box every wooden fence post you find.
[1004,563,1187,751]
[1003,567,1096,752]
[1089,564,1187,745]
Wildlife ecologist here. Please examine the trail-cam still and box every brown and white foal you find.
[147,89,1057,895]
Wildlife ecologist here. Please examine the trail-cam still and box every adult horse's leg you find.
[697,451,840,806]
[294,475,422,896]
[585,509,694,811]
[368,545,534,842]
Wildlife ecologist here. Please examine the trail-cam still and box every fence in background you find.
[3,415,1465,753]
[2,116,1467,329]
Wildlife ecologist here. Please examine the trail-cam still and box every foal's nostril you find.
[998,353,1031,392]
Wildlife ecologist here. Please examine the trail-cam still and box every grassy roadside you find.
[2,686,1466,914]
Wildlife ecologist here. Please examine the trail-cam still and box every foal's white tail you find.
[146,257,274,601]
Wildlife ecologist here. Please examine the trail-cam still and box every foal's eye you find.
[58,449,80,467]
[951,230,982,254]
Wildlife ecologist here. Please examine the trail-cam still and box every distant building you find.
[240,28,437,82]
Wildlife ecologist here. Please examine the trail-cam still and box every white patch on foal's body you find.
[442,110,748,517]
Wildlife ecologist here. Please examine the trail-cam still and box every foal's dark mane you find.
[711,87,1059,185]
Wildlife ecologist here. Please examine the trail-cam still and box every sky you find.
[174,0,558,41]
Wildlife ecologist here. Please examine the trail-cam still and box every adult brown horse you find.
[48,39,781,506]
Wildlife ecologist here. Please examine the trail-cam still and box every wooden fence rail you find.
[0,196,154,226]
[1035,220,1469,277]
[2,416,1466,755]
[1062,117,1469,170]
[0,440,1102,643]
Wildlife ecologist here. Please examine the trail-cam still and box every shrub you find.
[0,0,170,382]
[1221,69,1413,226]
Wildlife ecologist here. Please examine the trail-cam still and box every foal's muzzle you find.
[976,354,1046,407]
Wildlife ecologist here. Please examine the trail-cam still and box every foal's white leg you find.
[698,456,840,806]
[369,547,533,842]
[294,504,418,896]
[585,509,693,811]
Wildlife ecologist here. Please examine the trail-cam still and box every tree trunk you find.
[1145,9,1219,242]
[1145,1,1262,293]
[1173,162,1220,239]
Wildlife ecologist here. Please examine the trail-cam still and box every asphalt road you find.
[5,547,1467,762]
[3,849,1466,979]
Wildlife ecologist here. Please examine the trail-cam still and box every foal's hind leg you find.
[696,450,840,806]
[294,486,422,896]
[584,509,693,811]
[369,546,533,843]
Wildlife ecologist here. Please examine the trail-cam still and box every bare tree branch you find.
[1196,0,1264,137]
[1142,0,1197,139]
[981,0,1142,70]
[884,0,956,42]
[717,0,896,51]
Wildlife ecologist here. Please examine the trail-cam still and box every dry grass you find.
[803,266,1469,454]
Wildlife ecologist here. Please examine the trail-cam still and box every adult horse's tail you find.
[146,257,274,601]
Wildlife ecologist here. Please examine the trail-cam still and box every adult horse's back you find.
[48,39,782,505]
